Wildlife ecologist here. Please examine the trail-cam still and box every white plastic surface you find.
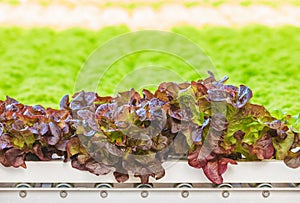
[1,188,300,203]
[0,160,299,183]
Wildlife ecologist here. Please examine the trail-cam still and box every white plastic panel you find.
[0,160,299,183]
[0,188,299,203]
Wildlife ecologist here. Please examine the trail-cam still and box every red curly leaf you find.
[4,148,26,168]
[203,160,222,184]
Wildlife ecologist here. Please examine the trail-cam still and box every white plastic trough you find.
[0,160,299,203]
[0,160,299,183]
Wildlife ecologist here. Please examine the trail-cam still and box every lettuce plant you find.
[0,73,299,184]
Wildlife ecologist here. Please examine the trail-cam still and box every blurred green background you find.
[0,25,299,115]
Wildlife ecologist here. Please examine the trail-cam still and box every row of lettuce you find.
[0,73,299,184]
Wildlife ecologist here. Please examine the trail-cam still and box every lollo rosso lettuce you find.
[0,72,299,184]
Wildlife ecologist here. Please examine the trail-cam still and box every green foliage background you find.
[0,25,299,115]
